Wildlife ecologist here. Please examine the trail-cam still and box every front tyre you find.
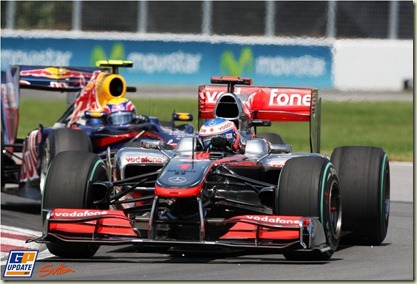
[276,156,341,261]
[42,151,108,258]
[331,146,390,245]
[40,128,92,194]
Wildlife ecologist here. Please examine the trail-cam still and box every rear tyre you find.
[276,156,341,261]
[42,151,108,258]
[331,146,390,245]
[40,128,92,193]
[257,132,285,144]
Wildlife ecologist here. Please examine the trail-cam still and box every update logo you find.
[3,250,38,278]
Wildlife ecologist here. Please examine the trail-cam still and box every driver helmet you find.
[198,117,240,152]
[104,98,136,125]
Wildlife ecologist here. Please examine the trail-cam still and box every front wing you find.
[28,209,330,254]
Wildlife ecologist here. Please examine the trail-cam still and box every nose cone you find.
[155,159,213,197]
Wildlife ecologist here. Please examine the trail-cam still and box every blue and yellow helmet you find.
[104,98,136,125]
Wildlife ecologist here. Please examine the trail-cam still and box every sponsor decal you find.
[219,48,326,78]
[203,91,226,103]
[268,160,286,168]
[246,215,300,225]
[200,120,235,136]
[168,176,187,183]
[167,169,196,174]
[1,48,72,68]
[268,90,311,106]
[255,55,326,77]
[128,51,202,74]
[125,156,163,163]
[202,90,255,104]
[90,42,125,68]
[49,81,69,88]
[51,210,108,218]
[3,250,38,278]
[38,264,75,278]
[220,47,254,76]
[218,121,234,131]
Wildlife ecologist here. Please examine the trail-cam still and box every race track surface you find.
[1,162,413,281]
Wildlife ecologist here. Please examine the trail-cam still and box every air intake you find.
[214,93,241,120]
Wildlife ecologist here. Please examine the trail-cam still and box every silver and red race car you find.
[28,76,390,261]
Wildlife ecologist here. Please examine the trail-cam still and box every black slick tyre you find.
[42,151,108,258]
[40,128,92,192]
[276,156,341,261]
[256,132,285,144]
[331,146,390,245]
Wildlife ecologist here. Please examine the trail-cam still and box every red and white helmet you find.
[198,118,240,152]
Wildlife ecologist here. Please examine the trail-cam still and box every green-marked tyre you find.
[331,146,390,245]
[42,151,108,258]
[275,156,342,261]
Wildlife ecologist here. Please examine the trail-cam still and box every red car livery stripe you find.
[155,184,204,197]
[220,215,304,240]
[48,209,137,237]
[220,226,300,240]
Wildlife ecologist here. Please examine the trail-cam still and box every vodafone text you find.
[269,90,311,106]
[246,215,300,224]
[51,210,108,217]
[125,156,163,163]
[203,90,311,107]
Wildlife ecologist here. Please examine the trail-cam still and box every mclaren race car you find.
[1,61,194,199]
[28,76,390,261]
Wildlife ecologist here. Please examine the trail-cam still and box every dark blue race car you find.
[1,60,195,199]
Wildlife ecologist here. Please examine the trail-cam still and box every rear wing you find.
[18,60,134,92]
[198,76,321,153]
[18,65,102,92]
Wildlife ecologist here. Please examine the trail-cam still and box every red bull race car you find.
[28,76,390,261]
[1,61,194,200]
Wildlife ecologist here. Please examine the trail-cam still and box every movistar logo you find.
[90,42,125,66]
[220,47,254,76]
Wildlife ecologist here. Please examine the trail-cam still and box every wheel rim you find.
[329,179,342,239]
[39,139,50,195]
[381,156,390,227]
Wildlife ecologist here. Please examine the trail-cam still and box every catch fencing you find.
[1,1,413,39]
